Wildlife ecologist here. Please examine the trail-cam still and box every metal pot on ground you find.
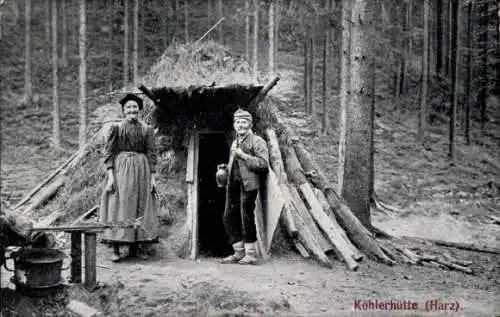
[4,247,68,296]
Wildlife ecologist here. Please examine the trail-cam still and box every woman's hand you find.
[105,174,115,193]
[151,174,157,193]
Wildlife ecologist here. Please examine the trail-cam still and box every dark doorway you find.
[197,132,232,257]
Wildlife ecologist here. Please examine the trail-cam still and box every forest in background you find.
[0,0,499,207]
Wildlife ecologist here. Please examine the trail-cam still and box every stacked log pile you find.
[257,86,496,273]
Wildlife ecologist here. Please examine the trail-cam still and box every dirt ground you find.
[1,54,499,317]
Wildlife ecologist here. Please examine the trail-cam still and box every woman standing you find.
[100,94,159,262]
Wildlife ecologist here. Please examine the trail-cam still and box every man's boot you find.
[220,241,245,264]
[239,243,258,265]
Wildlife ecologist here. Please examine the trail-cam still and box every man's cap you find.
[233,109,253,123]
[119,93,144,110]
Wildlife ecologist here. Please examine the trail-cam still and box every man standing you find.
[219,109,269,265]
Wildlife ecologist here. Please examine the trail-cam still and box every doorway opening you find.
[197,132,232,257]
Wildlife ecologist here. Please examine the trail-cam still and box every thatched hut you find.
[141,79,285,260]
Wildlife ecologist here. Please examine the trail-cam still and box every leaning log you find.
[265,128,298,238]
[298,183,359,271]
[21,176,66,215]
[15,125,110,215]
[293,239,310,258]
[287,186,332,253]
[281,205,298,238]
[287,140,394,264]
[288,203,332,268]
[13,151,79,210]
[265,128,287,183]
[313,188,364,262]
[247,77,280,109]
[323,189,394,265]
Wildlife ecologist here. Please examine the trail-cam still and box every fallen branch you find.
[488,215,500,225]
[442,252,473,267]
[435,258,473,274]
[405,236,500,254]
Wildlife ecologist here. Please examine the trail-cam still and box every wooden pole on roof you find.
[247,76,280,108]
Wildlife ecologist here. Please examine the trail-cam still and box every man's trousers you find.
[223,179,258,244]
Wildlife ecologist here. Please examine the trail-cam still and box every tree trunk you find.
[309,31,316,115]
[123,0,129,85]
[164,0,170,46]
[443,0,448,76]
[447,0,453,77]
[45,0,51,41]
[217,0,223,44]
[108,0,114,92]
[274,0,280,72]
[24,0,32,101]
[407,1,412,60]
[245,0,250,62]
[465,2,473,145]
[61,0,68,67]
[132,0,139,84]
[51,0,60,148]
[252,0,259,79]
[208,0,212,25]
[436,0,443,74]
[78,0,87,147]
[495,2,500,95]
[448,0,459,161]
[418,0,429,143]
[0,0,3,39]
[304,32,309,112]
[496,2,500,94]
[268,0,275,75]
[184,0,189,42]
[175,0,180,40]
[399,1,411,95]
[321,0,331,135]
[338,0,351,194]
[478,0,489,124]
[369,0,380,200]
[334,0,343,91]
[338,0,374,227]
